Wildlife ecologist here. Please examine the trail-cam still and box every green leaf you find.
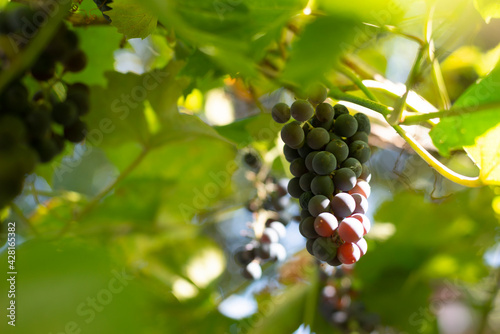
[107,0,158,39]
[214,113,280,147]
[465,124,500,184]
[64,26,122,86]
[430,62,500,156]
[474,0,500,23]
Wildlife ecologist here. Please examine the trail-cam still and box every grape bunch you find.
[271,86,372,266]
[234,152,289,280]
[0,6,90,208]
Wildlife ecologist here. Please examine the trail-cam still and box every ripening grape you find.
[335,114,358,138]
[311,116,333,131]
[355,238,367,256]
[360,165,371,182]
[341,157,362,178]
[349,131,368,143]
[314,212,338,237]
[349,179,371,198]
[351,213,371,235]
[306,238,315,256]
[349,140,370,163]
[287,177,303,198]
[242,261,262,280]
[301,209,312,220]
[311,175,334,196]
[281,121,304,148]
[66,83,90,116]
[31,56,56,81]
[326,139,349,163]
[298,143,313,158]
[299,216,319,238]
[64,120,87,143]
[305,151,320,172]
[312,237,338,262]
[290,99,314,121]
[52,101,78,126]
[312,151,337,175]
[64,50,87,73]
[327,256,342,266]
[330,193,355,218]
[333,104,349,119]
[283,144,300,162]
[354,113,371,134]
[290,158,307,177]
[299,191,314,210]
[271,102,291,123]
[261,227,280,243]
[352,193,368,214]
[299,172,315,191]
[315,103,334,123]
[307,83,328,104]
[333,168,357,191]
[338,217,364,243]
[307,127,330,149]
[338,242,361,264]
[308,194,330,217]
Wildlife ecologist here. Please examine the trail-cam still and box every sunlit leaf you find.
[107,0,158,39]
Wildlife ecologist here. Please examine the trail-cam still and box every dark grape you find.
[352,193,368,214]
[311,175,334,197]
[349,140,370,163]
[338,242,361,264]
[256,242,271,260]
[308,195,330,217]
[354,113,371,134]
[341,157,362,178]
[333,104,349,119]
[31,56,56,81]
[66,83,90,116]
[283,144,300,162]
[0,116,27,149]
[287,177,303,198]
[307,84,327,104]
[306,127,330,150]
[327,256,342,266]
[333,168,356,191]
[330,193,355,218]
[261,227,280,243]
[290,99,314,121]
[314,212,338,237]
[242,261,262,280]
[360,164,371,182]
[243,152,261,170]
[334,114,358,138]
[299,191,314,210]
[32,137,60,163]
[301,209,312,220]
[290,158,307,177]
[281,121,304,148]
[312,151,336,175]
[64,50,87,73]
[235,244,256,266]
[24,107,51,138]
[315,103,334,123]
[299,217,319,239]
[312,237,337,262]
[1,81,29,112]
[298,143,313,158]
[306,238,315,256]
[299,172,315,191]
[326,139,348,163]
[52,101,78,126]
[338,217,364,243]
[63,120,87,143]
[305,151,320,171]
[271,102,291,123]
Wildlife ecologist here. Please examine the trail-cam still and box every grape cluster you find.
[234,152,289,280]
[272,87,372,266]
[0,6,90,208]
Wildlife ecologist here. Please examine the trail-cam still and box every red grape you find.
[338,217,364,243]
[355,237,367,256]
[351,193,368,214]
[348,179,371,198]
[351,213,371,235]
[338,242,361,264]
[314,212,338,237]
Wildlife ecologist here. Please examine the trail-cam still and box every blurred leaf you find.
[214,113,280,146]
[107,0,158,39]
[474,0,500,23]
[64,26,122,86]
[465,124,500,184]
[430,62,500,156]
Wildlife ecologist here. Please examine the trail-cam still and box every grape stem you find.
[337,64,379,102]
[400,101,500,124]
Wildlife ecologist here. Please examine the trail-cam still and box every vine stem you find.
[337,64,379,102]
[325,84,390,117]
[392,124,483,187]
[401,101,500,124]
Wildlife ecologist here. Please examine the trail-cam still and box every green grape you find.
[312,151,337,175]
[333,104,349,119]
[299,217,319,239]
[287,177,303,198]
[308,194,330,217]
[349,131,368,143]
[311,175,334,197]
[52,101,78,126]
[354,112,371,134]
[341,157,362,178]
[333,167,357,191]
[283,144,300,162]
[306,238,315,256]
[334,114,358,138]
[290,99,314,121]
[290,158,307,177]
[299,191,314,210]
[311,116,333,131]
[299,172,315,191]
[312,237,337,262]
[315,103,334,123]
[280,121,304,148]
[326,139,349,163]
[307,83,327,104]
[329,132,341,141]
[301,209,312,220]
[306,127,330,150]
[271,102,291,123]
[360,164,371,182]
[298,143,313,158]
[349,140,371,163]
[305,151,320,172]
[63,120,87,143]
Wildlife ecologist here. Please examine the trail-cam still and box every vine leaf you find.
[465,124,500,185]
[107,0,158,39]
[474,0,500,23]
[430,62,500,157]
